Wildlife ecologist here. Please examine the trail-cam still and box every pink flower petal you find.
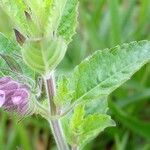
[0,77,11,84]
[11,89,29,105]
[0,76,31,116]
[0,90,5,107]
[12,96,22,105]
[0,81,19,90]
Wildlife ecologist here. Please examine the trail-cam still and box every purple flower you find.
[0,76,31,116]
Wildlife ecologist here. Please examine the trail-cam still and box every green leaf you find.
[70,105,85,134]
[45,0,68,36]
[22,37,67,75]
[66,105,115,148]
[24,0,45,34]
[0,0,29,35]
[24,0,43,20]
[57,0,79,42]
[70,41,150,105]
[0,33,20,54]
[0,54,22,73]
[43,0,53,25]
[54,75,73,106]
[0,33,21,74]
[85,96,108,115]
[0,33,35,84]
[78,114,115,147]
[44,0,78,43]
[59,41,150,148]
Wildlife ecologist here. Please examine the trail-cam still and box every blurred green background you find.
[0,0,150,150]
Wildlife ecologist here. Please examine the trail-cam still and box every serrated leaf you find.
[44,0,68,36]
[57,0,78,42]
[70,41,150,105]
[66,105,115,148]
[44,0,78,42]
[22,37,67,75]
[78,114,115,147]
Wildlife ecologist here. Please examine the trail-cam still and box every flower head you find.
[0,76,31,116]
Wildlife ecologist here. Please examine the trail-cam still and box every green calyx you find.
[22,37,67,75]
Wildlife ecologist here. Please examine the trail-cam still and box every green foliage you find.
[0,1,150,150]
[59,40,150,149]
[57,0,78,42]
[0,0,79,74]
[0,33,20,75]
[0,0,78,76]
[0,54,22,73]
[69,41,150,104]
[110,101,150,139]
[0,33,19,54]
[65,105,115,148]
[54,75,73,106]
[0,33,35,86]
[0,0,30,35]
[43,0,78,42]
[45,0,68,36]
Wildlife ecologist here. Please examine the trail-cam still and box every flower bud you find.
[0,77,32,116]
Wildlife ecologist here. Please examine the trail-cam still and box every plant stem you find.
[45,72,69,150]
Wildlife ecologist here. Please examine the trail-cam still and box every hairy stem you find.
[45,72,69,150]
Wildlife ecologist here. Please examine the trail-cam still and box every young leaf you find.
[44,0,78,42]
[65,105,115,148]
[45,0,68,36]
[70,41,150,105]
[57,0,79,43]
[43,0,53,26]
[24,0,45,33]
[54,75,73,106]
[78,114,115,147]
[70,105,85,134]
